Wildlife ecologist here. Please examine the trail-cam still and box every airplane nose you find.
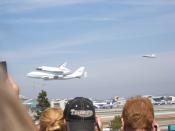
[26,73,30,76]
[27,72,32,77]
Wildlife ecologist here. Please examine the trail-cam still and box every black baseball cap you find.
[64,97,96,131]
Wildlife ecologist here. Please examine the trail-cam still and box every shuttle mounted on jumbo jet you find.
[27,63,87,80]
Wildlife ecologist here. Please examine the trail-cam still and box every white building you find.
[167,96,175,104]
[50,99,68,109]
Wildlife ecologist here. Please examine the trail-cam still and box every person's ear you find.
[152,120,160,131]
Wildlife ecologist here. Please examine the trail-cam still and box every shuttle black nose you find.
[36,67,42,70]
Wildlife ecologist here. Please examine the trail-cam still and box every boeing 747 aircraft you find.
[142,54,157,58]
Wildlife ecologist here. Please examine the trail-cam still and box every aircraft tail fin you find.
[83,71,88,78]
[71,66,85,78]
[59,62,67,68]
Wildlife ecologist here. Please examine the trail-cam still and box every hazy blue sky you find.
[1,0,175,99]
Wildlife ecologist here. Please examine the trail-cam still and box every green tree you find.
[35,90,50,120]
[111,115,121,131]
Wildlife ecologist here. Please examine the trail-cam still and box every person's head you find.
[122,96,154,131]
[64,97,101,131]
[40,108,64,131]
[0,82,37,131]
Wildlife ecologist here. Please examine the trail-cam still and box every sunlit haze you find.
[1,0,175,99]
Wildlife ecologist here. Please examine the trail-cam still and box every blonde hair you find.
[40,108,64,131]
[0,83,37,131]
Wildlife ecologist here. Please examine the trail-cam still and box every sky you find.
[0,0,175,99]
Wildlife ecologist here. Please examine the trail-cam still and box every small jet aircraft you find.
[27,66,86,80]
[36,62,71,75]
[142,54,157,58]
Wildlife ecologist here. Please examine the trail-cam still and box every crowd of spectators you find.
[0,68,161,131]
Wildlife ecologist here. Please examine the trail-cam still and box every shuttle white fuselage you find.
[36,62,71,75]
